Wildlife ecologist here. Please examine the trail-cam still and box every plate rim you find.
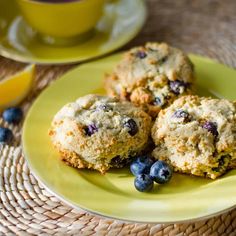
[22,53,236,224]
[0,0,147,65]
[22,151,236,224]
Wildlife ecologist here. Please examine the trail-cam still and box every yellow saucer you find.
[0,0,146,64]
[22,54,236,223]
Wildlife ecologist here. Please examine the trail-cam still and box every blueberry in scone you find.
[151,95,236,179]
[49,94,152,174]
[104,42,195,118]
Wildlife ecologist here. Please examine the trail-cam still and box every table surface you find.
[0,0,236,235]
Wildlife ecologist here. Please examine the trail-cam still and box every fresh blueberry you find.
[202,121,218,137]
[85,124,98,136]
[134,174,154,192]
[173,109,191,122]
[150,160,173,184]
[169,80,187,95]
[0,127,13,144]
[130,156,154,176]
[3,107,23,124]
[136,51,147,59]
[124,119,138,136]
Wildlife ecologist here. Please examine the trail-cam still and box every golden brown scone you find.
[105,42,195,118]
[49,94,152,173]
[151,95,236,179]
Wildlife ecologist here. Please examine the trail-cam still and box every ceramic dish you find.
[22,53,236,223]
[0,0,146,64]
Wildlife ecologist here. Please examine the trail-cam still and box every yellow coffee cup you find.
[16,0,106,44]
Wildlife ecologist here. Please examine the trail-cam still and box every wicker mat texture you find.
[0,0,236,235]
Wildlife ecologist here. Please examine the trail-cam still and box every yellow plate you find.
[0,0,146,64]
[22,54,236,223]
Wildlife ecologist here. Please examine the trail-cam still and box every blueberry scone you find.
[151,95,236,179]
[105,42,195,117]
[49,94,152,173]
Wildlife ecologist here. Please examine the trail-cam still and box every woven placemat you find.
[1,0,236,235]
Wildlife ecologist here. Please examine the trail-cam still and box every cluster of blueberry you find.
[130,156,172,192]
[0,107,23,144]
